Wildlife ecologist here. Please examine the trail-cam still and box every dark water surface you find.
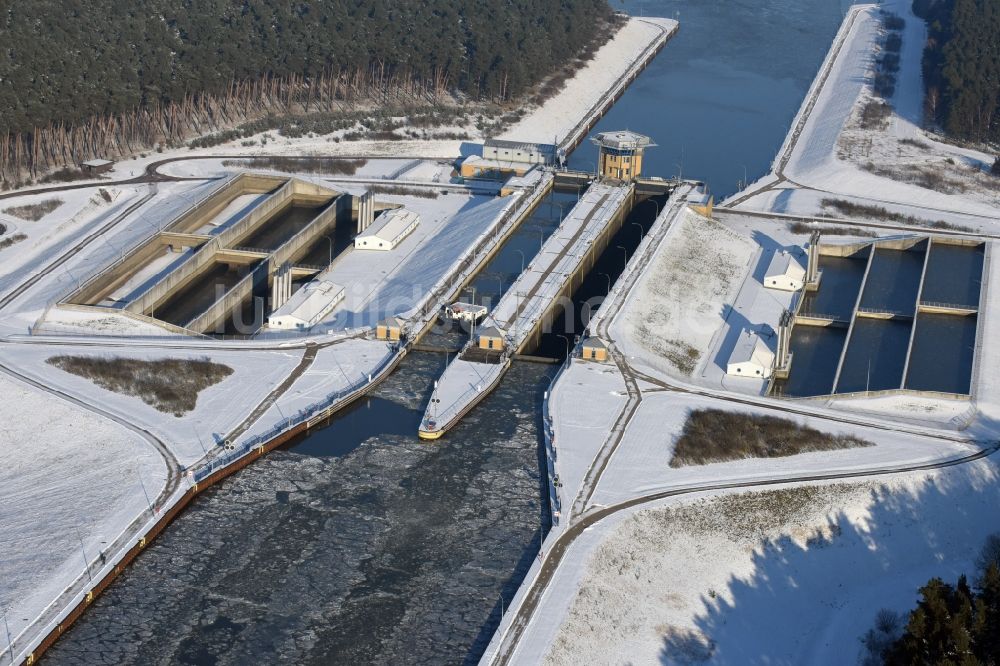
[920,242,985,308]
[44,2,857,663]
[836,318,913,394]
[799,253,868,321]
[569,0,853,197]
[905,314,978,394]
[773,325,848,397]
[858,245,926,315]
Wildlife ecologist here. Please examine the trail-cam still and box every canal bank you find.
[22,1,864,663]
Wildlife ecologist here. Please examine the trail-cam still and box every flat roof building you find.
[483,139,557,166]
[764,251,806,292]
[727,330,775,379]
[81,159,114,175]
[267,279,345,330]
[355,208,419,251]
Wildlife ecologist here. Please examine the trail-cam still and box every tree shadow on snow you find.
[657,445,1000,665]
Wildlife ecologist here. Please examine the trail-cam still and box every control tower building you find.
[591,130,655,181]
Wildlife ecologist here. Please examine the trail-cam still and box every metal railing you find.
[193,345,400,482]
[918,300,978,311]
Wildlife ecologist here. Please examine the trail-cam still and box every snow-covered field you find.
[613,211,756,378]
[317,192,512,330]
[0,186,147,301]
[516,459,1000,665]
[0,343,302,466]
[0,373,167,647]
[836,0,1000,211]
[589,391,974,508]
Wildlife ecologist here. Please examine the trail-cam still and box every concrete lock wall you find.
[183,192,347,333]
[68,174,282,307]
[70,237,204,306]
[518,185,635,354]
[185,260,271,333]
[272,194,348,267]
[126,180,339,318]
[122,181,295,315]
[163,173,288,235]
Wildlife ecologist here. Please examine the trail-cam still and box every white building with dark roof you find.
[267,280,345,330]
[354,208,419,251]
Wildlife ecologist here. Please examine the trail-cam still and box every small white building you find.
[354,208,419,251]
[727,330,775,379]
[267,280,345,330]
[482,139,557,166]
[764,251,806,291]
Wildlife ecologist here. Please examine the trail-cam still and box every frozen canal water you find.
[45,354,555,665]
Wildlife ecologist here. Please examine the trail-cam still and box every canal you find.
[43,1,859,663]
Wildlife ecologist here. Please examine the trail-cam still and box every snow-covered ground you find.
[612,210,757,379]
[836,0,1000,211]
[156,157,456,184]
[514,459,1000,665]
[0,343,303,466]
[0,186,148,301]
[315,192,512,330]
[548,360,628,515]
[35,306,178,337]
[0,372,168,649]
[235,339,396,444]
[732,2,999,224]
[500,17,677,146]
[589,391,974,508]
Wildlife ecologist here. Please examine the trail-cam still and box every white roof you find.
[592,130,655,151]
[357,208,419,243]
[730,331,775,368]
[82,159,114,167]
[270,280,344,325]
[765,251,806,280]
[686,185,711,205]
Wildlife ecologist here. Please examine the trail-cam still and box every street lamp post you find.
[598,272,611,295]
[616,245,628,268]
[646,198,660,218]
[558,334,572,361]
[324,235,333,266]
[514,249,526,274]
[631,222,644,241]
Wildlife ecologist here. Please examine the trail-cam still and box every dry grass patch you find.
[3,198,63,221]
[0,233,27,250]
[670,409,873,467]
[47,355,233,416]
[222,156,365,175]
[368,184,440,199]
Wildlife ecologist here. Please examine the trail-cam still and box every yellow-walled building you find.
[591,130,655,181]
[478,325,506,351]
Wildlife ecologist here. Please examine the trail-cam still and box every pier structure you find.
[418,180,635,440]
